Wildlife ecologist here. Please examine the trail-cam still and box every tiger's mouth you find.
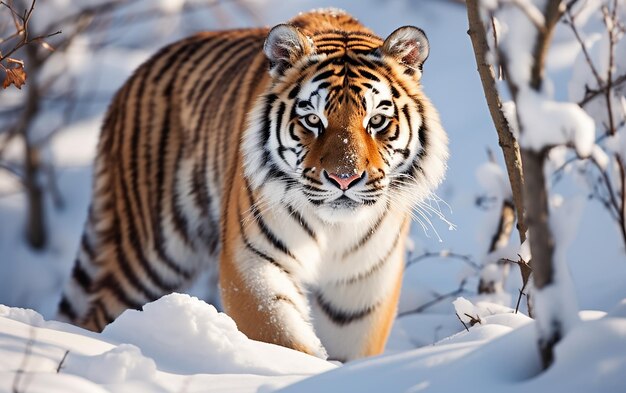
[327,195,361,209]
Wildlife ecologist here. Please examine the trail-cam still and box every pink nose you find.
[326,172,362,190]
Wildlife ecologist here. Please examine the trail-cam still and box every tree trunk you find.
[521,148,558,366]
[21,44,47,250]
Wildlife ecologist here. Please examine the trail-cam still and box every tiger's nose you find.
[324,170,364,190]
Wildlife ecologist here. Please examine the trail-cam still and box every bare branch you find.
[455,312,470,332]
[529,0,563,91]
[579,73,626,106]
[563,5,604,87]
[466,0,528,245]
[406,250,481,271]
[56,350,69,373]
[397,280,469,317]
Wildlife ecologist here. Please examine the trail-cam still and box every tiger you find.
[57,8,448,362]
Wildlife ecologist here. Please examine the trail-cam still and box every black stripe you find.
[377,100,392,108]
[312,69,335,82]
[302,183,326,193]
[195,43,257,212]
[359,69,380,82]
[343,206,388,258]
[342,224,403,285]
[160,40,213,248]
[394,148,411,159]
[116,96,187,292]
[289,123,300,142]
[58,296,77,320]
[237,204,292,276]
[209,44,259,185]
[286,204,317,242]
[316,292,379,325]
[261,94,279,157]
[152,37,207,84]
[402,105,414,151]
[72,261,92,291]
[170,139,192,247]
[353,56,382,70]
[391,86,400,99]
[128,66,151,241]
[315,56,341,71]
[187,36,257,105]
[416,100,428,153]
[349,85,361,95]
[388,125,400,141]
[80,232,95,260]
[246,183,298,261]
[288,85,301,99]
[350,47,377,54]
[110,80,178,298]
[93,302,105,331]
[274,101,288,166]
[95,273,145,311]
[153,103,194,280]
[183,38,232,146]
[93,299,117,330]
[265,163,292,183]
[113,219,169,301]
[318,81,331,90]
[220,52,269,246]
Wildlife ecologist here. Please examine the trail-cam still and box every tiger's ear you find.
[381,26,430,71]
[264,24,314,78]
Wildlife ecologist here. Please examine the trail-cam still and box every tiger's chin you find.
[315,196,383,224]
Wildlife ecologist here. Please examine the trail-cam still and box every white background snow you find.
[1,0,625,392]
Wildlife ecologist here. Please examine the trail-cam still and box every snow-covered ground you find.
[2,294,625,392]
[1,0,626,392]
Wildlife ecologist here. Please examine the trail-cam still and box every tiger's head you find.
[244,11,448,224]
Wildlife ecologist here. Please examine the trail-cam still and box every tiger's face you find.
[244,23,448,224]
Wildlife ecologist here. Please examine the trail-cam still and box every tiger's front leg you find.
[220,252,326,358]
[220,174,327,359]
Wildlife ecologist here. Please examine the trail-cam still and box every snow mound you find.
[102,293,334,376]
[277,309,626,393]
[64,344,156,384]
[0,304,46,326]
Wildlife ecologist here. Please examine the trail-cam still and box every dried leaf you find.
[2,63,27,89]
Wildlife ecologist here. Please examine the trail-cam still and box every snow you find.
[64,344,157,385]
[2,297,625,393]
[102,294,333,376]
[277,308,625,393]
[517,89,596,156]
[0,295,332,393]
[1,0,626,391]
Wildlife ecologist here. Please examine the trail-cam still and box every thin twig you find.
[406,250,481,271]
[564,5,604,87]
[397,280,469,317]
[56,350,69,373]
[601,1,618,135]
[455,312,470,332]
[616,154,626,246]
[579,74,626,106]
[12,325,37,393]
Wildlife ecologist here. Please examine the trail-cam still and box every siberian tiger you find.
[57,9,448,361]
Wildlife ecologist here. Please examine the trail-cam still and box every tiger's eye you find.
[369,114,384,127]
[306,114,321,126]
